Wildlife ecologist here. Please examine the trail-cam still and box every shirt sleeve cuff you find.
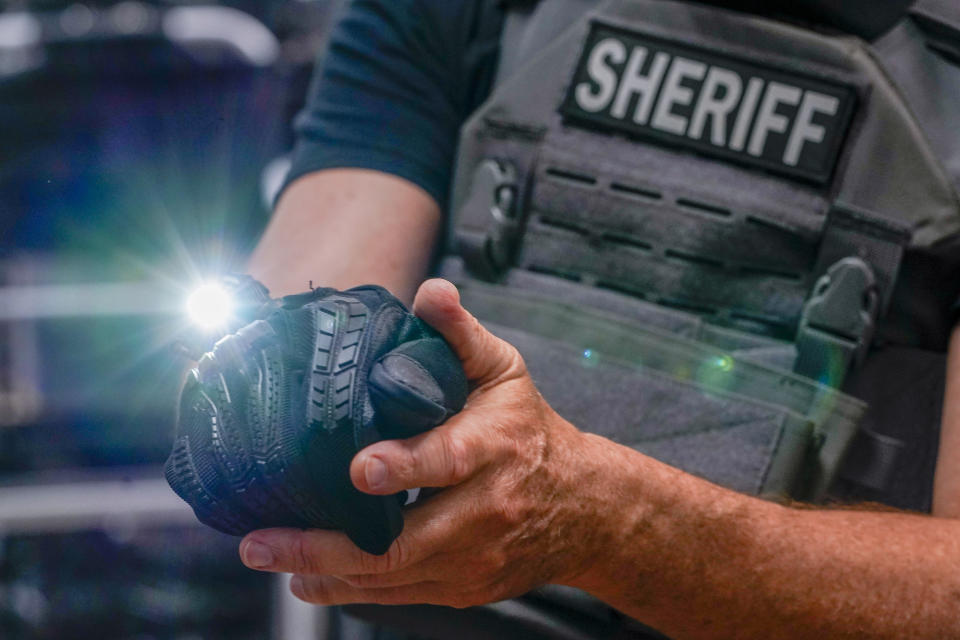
[275,146,450,213]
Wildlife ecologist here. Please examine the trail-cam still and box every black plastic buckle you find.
[486,161,520,270]
[795,257,878,381]
[457,159,520,279]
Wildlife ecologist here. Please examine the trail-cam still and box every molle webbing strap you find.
[442,255,793,353]
[514,139,821,337]
[840,426,906,491]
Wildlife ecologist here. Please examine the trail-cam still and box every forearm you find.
[247,168,441,303]
[570,433,960,640]
[934,324,960,517]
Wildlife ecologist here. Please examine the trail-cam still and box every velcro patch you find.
[560,22,858,184]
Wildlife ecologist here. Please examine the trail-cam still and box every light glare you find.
[186,282,234,329]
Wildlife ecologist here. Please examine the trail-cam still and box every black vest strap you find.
[910,0,960,62]
[794,204,911,382]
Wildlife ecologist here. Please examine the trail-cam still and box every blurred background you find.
[0,1,344,637]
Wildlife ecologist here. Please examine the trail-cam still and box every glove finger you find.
[165,369,262,534]
[369,337,468,440]
[168,322,307,535]
[206,322,326,530]
[245,326,340,531]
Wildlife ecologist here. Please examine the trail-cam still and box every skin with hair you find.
[246,168,960,639]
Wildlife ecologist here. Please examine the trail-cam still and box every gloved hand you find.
[165,282,469,555]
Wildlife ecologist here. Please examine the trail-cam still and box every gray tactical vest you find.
[442,0,960,508]
[348,1,960,638]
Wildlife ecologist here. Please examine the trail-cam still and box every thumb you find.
[350,419,497,495]
[412,279,522,385]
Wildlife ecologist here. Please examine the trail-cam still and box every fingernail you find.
[242,541,274,568]
[365,456,388,490]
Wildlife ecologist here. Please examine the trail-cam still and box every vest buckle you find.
[794,257,878,383]
[455,159,520,279]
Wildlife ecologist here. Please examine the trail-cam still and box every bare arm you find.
[240,282,960,640]
[247,168,441,303]
[934,324,960,517]
[572,435,960,639]
[583,327,960,637]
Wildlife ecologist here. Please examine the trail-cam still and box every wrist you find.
[560,432,664,593]
[529,420,640,588]
[563,433,778,615]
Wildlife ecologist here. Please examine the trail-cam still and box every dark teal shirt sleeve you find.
[280,0,502,210]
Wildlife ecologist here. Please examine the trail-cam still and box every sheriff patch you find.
[561,23,858,184]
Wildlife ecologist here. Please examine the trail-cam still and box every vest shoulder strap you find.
[910,0,960,61]
[493,0,603,85]
[911,0,960,27]
[493,0,539,85]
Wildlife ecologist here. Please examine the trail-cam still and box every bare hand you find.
[238,279,616,607]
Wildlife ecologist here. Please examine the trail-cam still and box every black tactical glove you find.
[165,283,469,555]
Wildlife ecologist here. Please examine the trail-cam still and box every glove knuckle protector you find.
[165,284,468,555]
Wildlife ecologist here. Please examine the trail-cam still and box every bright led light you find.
[186,282,235,330]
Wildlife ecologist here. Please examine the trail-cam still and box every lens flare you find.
[186,282,234,329]
[714,355,734,372]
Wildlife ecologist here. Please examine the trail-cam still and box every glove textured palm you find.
[165,284,468,554]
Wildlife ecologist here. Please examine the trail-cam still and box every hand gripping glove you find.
[165,284,468,555]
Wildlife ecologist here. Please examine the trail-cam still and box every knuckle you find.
[357,550,383,574]
[295,577,329,604]
[419,430,470,486]
[443,434,472,484]
[357,538,406,575]
[396,445,420,483]
[338,573,382,589]
[291,535,318,574]
[478,548,508,575]
[487,340,527,383]
[382,537,410,573]
[502,343,528,377]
